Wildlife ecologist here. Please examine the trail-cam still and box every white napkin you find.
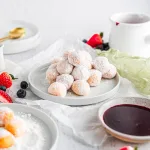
[10,36,146,149]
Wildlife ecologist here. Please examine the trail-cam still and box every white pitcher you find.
[109,13,150,57]
[0,44,5,72]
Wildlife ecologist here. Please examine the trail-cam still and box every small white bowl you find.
[0,20,41,54]
[98,97,150,143]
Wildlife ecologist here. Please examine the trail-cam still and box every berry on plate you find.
[17,89,26,98]
[87,34,103,47]
[0,90,13,103]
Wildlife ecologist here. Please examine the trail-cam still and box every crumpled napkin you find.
[10,35,147,149]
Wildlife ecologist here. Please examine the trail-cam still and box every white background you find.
[3,0,150,62]
[3,1,150,149]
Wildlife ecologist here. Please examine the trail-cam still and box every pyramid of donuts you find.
[46,50,117,97]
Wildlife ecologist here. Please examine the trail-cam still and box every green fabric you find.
[97,49,150,96]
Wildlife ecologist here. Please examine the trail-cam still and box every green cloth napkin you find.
[97,49,150,96]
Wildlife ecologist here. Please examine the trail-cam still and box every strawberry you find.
[87,34,103,47]
[0,72,13,88]
[0,90,13,103]
[120,146,137,150]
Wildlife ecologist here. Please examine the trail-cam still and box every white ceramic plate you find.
[98,97,150,143]
[0,103,59,150]
[28,62,120,106]
[0,20,40,54]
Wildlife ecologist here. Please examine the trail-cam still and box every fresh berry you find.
[87,34,103,47]
[120,146,135,150]
[0,72,12,88]
[0,90,13,103]
[20,81,28,89]
[0,86,6,92]
[103,42,110,50]
[116,22,119,26]
[82,39,87,43]
[17,89,26,98]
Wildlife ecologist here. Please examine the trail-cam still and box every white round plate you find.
[0,20,40,54]
[28,63,120,106]
[0,103,59,150]
[98,97,150,143]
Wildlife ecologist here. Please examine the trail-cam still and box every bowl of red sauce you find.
[98,97,150,143]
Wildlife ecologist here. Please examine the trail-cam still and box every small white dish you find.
[0,103,59,150]
[0,20,40,54]
[28,62,120,106]
[98,97,150,143]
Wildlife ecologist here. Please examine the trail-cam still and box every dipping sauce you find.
[103,104,150,136]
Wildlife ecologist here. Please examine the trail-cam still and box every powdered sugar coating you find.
[63,50,75,59]
[103,64,117,79]
[0,128,14,138]
[56,74,74,90]
[46,64,59,84]
[48,82,67,97]
[79,51,92,62]
[82,60,92,69]
[68,51,84,66]
[87,69,102,86]
[57,60,73,74]
[93,56,110,75]
[72,80,90,96]
[0,107,14,126]
[50,57,64,65]
[72,66,90,80]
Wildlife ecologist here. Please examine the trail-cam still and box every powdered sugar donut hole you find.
[0,128,15,148]
[57,60,73,74]
[48,82,67,97]
[5,117,26,137]
[0,107,14,127]
[79,51,92,62]
[72,66,90,80]
[87,69,102,86]
[46,63,59,84]
[68,51,84,66]
[103,64,117,79]
[93,56,110,75]
[63,49,75,59]
[50,57,64,65]
[56,74,74,90]
[72,80,90,96]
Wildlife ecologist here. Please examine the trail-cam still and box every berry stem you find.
[134,146,138,150]
[9,74,18,80]
[100,32,104,38]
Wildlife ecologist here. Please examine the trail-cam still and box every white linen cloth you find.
[9,36,149,149]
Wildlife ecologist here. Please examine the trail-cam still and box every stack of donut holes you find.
[46,50,117,97]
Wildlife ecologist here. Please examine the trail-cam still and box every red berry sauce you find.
[103,104,150,136]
